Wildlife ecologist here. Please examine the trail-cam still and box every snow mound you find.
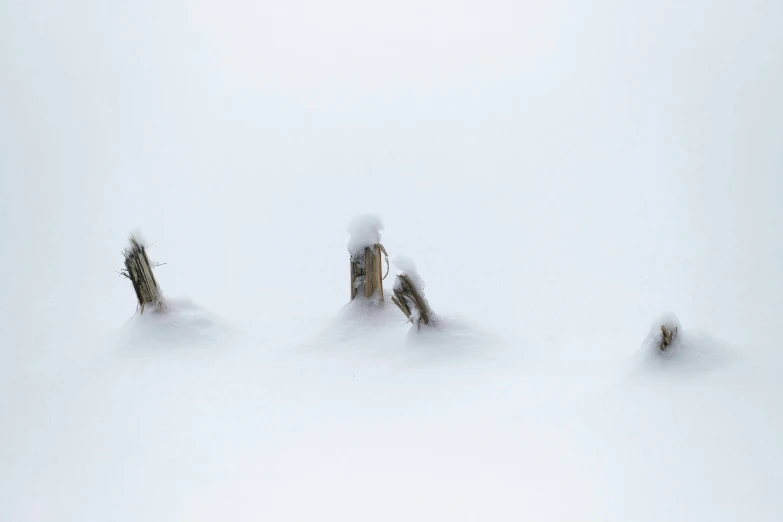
[656,312,682,334]
[638,313,730,371]
[319,295,403,343]
[118,298,230,349]
[316,300,494,362]
[405,315,495,351]
[346,214,384,255]
[393,256,425,294]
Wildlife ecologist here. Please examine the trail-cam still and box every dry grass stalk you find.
[120,235,163,313]
[391,274,433,328]
[659,325,678,351]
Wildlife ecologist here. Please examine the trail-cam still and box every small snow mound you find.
[393,256,425,292]
[638,314,729,371]
[320,295,403,343]
[347,214,384,255]
[119,298,229,348]
[642,312,682,355]
[655,312,681,334]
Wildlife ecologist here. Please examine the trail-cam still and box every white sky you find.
[1,0,781,344]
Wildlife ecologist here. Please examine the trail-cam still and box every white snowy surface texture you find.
[2,1,782,521]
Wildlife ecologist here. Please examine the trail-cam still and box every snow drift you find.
[118,298,231,349]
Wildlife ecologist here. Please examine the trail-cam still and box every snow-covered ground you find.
[2,1,782,521]
[2,300,782,521]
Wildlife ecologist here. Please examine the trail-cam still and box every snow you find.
[347,214,384,255]
[128,230,149,249]
[393,255,425,293]
[2,0,783,521]
[118,298,231,349]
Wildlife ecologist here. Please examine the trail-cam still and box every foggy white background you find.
[3,0,781,342]
[1,1,782,520]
